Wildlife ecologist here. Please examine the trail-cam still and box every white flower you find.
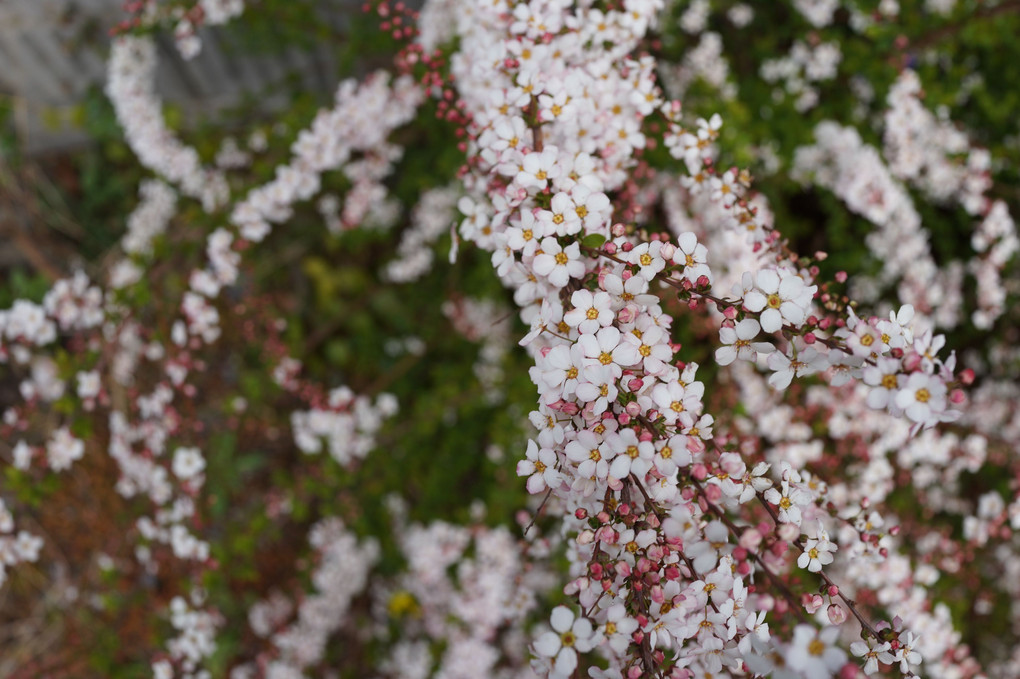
[172,447,206,480]
[517,440,561,494]
[533,238,585,288]
[894,371,947,427]
[879,631,922,673]
[577,327,641,377]
[628,241,667,281]
[851,637,891,675]
[672,231,711,284]
[763,480,810,526]
[861,357,904,410]
[787,625,847,676]
[564,290,614,334]
[605,428,654,480]
[797,534,836,572]
[601,604,639,654]
[715,318,773,365]
[47,427,85,472]
[533,606,600,678]
[767,346,826,390]
[515,146,562,192]
[742,268,816,333]
[651,380,705,425]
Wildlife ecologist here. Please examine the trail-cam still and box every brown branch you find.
[907,0,1020,52]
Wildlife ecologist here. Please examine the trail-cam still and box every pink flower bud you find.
[604,242,617,254]
[704,483,723,503]
[740,528,763,551]
[960,368,975,385]
[827,604,848,625]
[628,377,644,392]
[804,332,816,344]
[828,585,839,597]
[903,353,922,371]
[625,401,641,417]
[950,389,966,404]
[577,530,595,545]
[660,243,676,260]
[804,593,824,614]
[618,413,631,425]
[612,223,626,237]
[778,523,800,543]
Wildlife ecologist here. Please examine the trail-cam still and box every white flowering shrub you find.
[1,0,1019,677]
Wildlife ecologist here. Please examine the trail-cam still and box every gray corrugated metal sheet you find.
[0,0,354,155]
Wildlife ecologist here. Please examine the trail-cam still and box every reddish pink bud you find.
[651,585,664,603]
[960,368,975,385]
[736,561,751,576]
[803,332,816,344]
[618,503,630,517]
[617,562,632,577]
[627,666,643,679]
[692,464,708,481]
[575,508,588,520]
[590,562,603,578]
[950,389,966,404]
[597,511,611,524]
[733,546,748,561]
[621,242,634,252]
[604,242,618,254]
[618,413,632,425]
[612,223,626,237]
[804,594,825,614]
[625,401,641,417]
[828,585,840,597]
[704,483,723,503]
